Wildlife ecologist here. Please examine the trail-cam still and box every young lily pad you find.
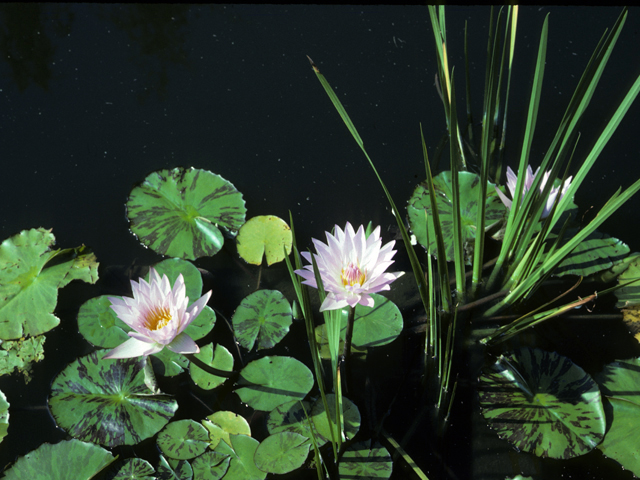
[338,441,393,480]
[2,439,116,480]
[254,431,310,474]
[236,356,313,411]
[407,171,506,264]
[212,434,266,480]
[157,419,210,460]
[595,357,640,476]
[202,411,251,450]
[551,230,630,277]
[232,290,293,351]
[113,457,155,479]
[49,352,178,447]
[191,451,230,480]
[126,167,246,260]
[0,335,46,382]
[0,389,9,444]
[189,343,234,390]
[157,454,193,480]
[478,347,605,459]
[0,228,99,339]
[236,215,293,266]
[311,394,361,443]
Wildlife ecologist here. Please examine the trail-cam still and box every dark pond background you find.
[1,5,640,480]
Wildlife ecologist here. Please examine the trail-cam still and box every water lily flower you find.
[103,268,211,359]
[295,222,404,312]
[496,165,572,219]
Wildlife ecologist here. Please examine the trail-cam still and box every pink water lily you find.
[103,268,211,359]
[295,222,404,312]
[496,165,572,219]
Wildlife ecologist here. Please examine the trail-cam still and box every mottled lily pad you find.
[232,290,292,351]
[127,167,246,260]
[157,419,210,460]
[113,457,155,479]
[156,454,193,480]
[254,431,310,474]
[236,215,293,266]
[189,343,234,390]
[338,441,392,480]
[48,352,177,447]
[212,434,266,480]
[191,451,230,480]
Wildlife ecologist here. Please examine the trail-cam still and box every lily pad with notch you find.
[236,215,293,266]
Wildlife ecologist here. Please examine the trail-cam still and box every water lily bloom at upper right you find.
[495,165,572,219]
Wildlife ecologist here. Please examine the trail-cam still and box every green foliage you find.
[311,394,361,443]
[127,167,246,260]
[595,357,640,476]
[113,458,155,480]
[478,348,605,459]
[266,400,320,444]
[157,419,210,460]
[232,290,292,351]
[191,452,230,480]
[189,343,234,389]
[212,434,266,480]
[236,215,293,266]
[77,295,129,348]
[0,335,45,382]
[0,228,99,340]
[236,356,313,411]
[552,230,629,277]
[615,255,640,308]
[338,441,393,479]
[2,439,115,480]
[156,454,193,480]
[407,171,506,265]
[254,431,310,474]
[201,411,251,450]
[48,352,178,447]
[0,390,8,444]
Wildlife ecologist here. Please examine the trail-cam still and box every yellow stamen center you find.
[144,307,172,331]
[341,262,366,287]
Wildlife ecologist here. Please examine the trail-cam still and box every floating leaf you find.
[478,347,605,459]
[311,394,361,443]
[622,305,640,344]
[232,290,292,351]
[236,215,292,266]
[254,431,310,474]
[0,335,45,382]
[191,451,230,480]
[236,356,313,411]
[127,167,246,260]
[189,343,234,390]
[77,295,130,348]
[202,411,251,450]
[615,255,640,308]
[152,348,191,377]
[0,228,99,339]
[551,230,630,277]
[113,458,156,479]
[266,400,319,445]
[407,171,505,264]
[595,357,640,476]
[212,434,266,480]
[0,390,9,444]
[2,439,115,480]
[156,454,193,480]
[49,352,178,447]
[338,441,393,480]
[157,419,211,460]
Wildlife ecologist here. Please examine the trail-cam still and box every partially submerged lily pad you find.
[0,335,46,382]
[551,230,630,277]
[49,352,178,447]
[236,215,293,266]
[232,290,293,351]
[127,167,246,260]
[0,228,99,339]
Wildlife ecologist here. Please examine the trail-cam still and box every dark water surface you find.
[1,5,640,479]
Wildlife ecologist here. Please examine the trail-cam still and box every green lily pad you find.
[0,335,46,382]
[615,256,640,308]
[202,411,251,450]
[478,347,605,459]
[595,357,640,476]
[49,352,178,447]
[191,451,230,480]
[254,431,310,474]
[407,171,506,264]
[113,458,155,479]
[0,389,9,444]
[189,343,234,390]
[157,454,193,480]
[236,356,313,411]
[157,419,210,460]
[77,295,130,348]
[127,167,246,260]
[153,258,204,305]
[236,215,293,266]
[338,441,393,480]
[266,400,319,445]
[152,347,191,377]
[552,230,630,277]
[232,290,292,351]
[212,434,266,480]
[0,228,99,339]
[2,439,116,480]
[311,394,361,443]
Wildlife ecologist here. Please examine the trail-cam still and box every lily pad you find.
[77,295,130,348]
[113,458,155,479]
[153,258,205,306]
[157,419,210,460]
[266,400,319,445]
[595,357,640,476]
[407,171,506,264]
[311,394,361,443]
[0,335,46,382]
[0,228,99,339]
[127,167,246,260]
[615,255,640,308]
[212,434,266,480]
[338,441,393,480]
[254,431,310,474]
[156,454,193,480]
[232,290,292,351]
[189,343,234,390]
[48,352,178,447]
[2,439,116,480]
[551,230,630,277]
[0,389,9,444]
[236,215,293,266]
[236,356,313,411]
[191,451,230,480]
[478,347,605,459]
[202,411,251,450]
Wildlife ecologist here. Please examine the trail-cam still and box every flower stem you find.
[340,306,356,395]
